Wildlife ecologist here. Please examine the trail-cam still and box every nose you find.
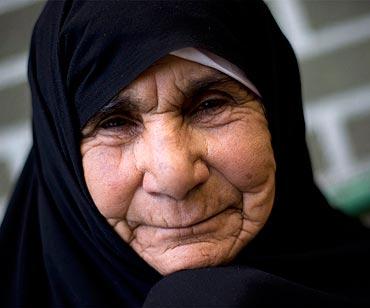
[136,124,209,200]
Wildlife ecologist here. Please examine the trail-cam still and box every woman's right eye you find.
[100,117,128,129]
[98,116,140,138]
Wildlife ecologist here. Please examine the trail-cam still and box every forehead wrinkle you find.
[104,93,142,113]
[153,70,175,114]
[182,70,234,98]
[162,70,236,114]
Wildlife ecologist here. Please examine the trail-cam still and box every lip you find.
[133,205,241,233]
[160,206,234,230]
[153,207,242,243]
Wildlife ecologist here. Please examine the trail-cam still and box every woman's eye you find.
[100,117,128,129]
[198,99,225,111]
[97,116,141,139]
[194,98,229,117]
[98,116,140,136]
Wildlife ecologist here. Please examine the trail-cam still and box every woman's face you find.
[81,56,276,275]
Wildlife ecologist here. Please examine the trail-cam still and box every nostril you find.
[141,159,209,200]
[138,132,209,199]
[190,182,204,194]
[142,171,161,195]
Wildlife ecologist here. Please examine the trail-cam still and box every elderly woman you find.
[1,1,370,307]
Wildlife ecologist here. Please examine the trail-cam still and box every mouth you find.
[157,208,244,245]
[130,205,242,240]
[160,206,240,230]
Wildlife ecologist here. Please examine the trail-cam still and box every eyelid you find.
[196,88,234,100]
[99,115,124,128]
[187,100,229,125]
[99,113,140,129]
[100,114,127,123]
[192,90,235,109]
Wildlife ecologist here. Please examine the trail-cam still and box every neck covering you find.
[1,1,369,307]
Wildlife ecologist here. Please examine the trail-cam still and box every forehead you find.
[83,55,260,129]
[111,55,248,108]
[125,55,230,95]
[81,55,264,134]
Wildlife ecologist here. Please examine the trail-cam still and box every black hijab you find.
[1,1,369,307]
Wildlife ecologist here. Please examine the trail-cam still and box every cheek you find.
[82,146,139,218]
[205,121,276,233]
[207,123,275,192]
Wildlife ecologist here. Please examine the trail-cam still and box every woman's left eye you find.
[197,99,226,111]
[193,98,229,118]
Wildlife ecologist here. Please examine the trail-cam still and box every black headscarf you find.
[1,1,369,307]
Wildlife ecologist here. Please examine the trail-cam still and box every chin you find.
[146,241,239,276]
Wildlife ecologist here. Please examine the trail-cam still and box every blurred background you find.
[0,0,369,224]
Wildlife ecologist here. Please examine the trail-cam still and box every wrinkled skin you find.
[81,56,276,275]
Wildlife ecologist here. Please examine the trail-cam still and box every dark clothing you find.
[1,1,369,307]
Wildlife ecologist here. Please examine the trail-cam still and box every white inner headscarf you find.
[170,47,261,97]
